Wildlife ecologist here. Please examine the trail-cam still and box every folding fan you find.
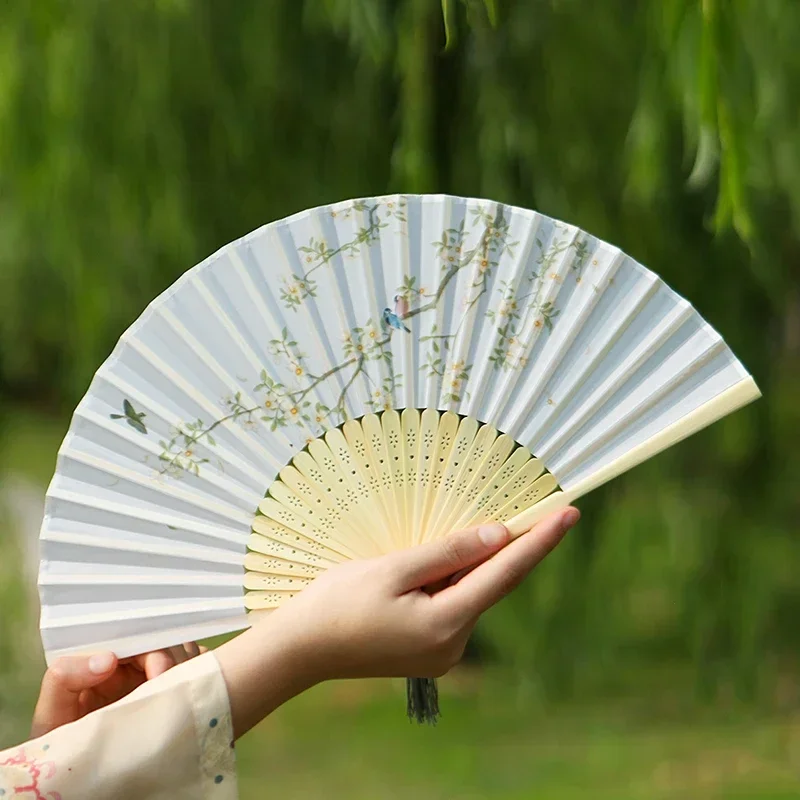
[37,194,760,723]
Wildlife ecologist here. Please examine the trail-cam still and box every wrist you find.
[215,610,321,739]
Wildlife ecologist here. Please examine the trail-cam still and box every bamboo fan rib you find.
[244,412,557,611]
[38,194,760,666]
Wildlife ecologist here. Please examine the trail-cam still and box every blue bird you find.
[382,307,410,333]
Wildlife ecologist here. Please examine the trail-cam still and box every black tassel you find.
[406,677,440,725]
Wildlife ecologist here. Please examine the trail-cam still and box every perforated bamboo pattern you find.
[244,410,557,610]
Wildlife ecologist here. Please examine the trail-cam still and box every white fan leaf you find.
[37,194,760,662]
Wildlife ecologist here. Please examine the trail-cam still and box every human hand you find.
[274,506,580,681]
[216,506,579,737]
[31,643,207,738]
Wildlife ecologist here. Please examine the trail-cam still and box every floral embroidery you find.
[0,745,62,800]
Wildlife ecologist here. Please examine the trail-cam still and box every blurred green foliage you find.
[0,0,798,708]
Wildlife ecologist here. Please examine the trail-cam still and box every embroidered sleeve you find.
[0,652,237,800]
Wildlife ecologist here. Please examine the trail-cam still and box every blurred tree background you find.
[1,1,798,797]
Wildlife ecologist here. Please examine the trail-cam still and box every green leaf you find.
[483,0,498,27]
[687,125,719,189]
[442,0,457,50]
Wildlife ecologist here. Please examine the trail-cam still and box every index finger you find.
[435,507,579,622]
[138,649,178,680]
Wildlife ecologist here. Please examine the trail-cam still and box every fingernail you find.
[478,523,508,547]
[561,508,580,531]
[89,653,115,675]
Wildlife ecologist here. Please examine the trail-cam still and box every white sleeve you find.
[0,651,238,800]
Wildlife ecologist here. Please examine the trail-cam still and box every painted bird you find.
[394,294,409,318]
[382,307,410,333]
[110,399,148,435]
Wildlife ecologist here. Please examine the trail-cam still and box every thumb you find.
[390,523,510,592]
[31,652,117,737]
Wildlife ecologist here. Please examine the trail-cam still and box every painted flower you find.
[294,366,304,376]
[534,319,543,328]
[503,339,529,371]
[498,301,516,317]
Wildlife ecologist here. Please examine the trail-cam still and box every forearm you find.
[214,610,320,739]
